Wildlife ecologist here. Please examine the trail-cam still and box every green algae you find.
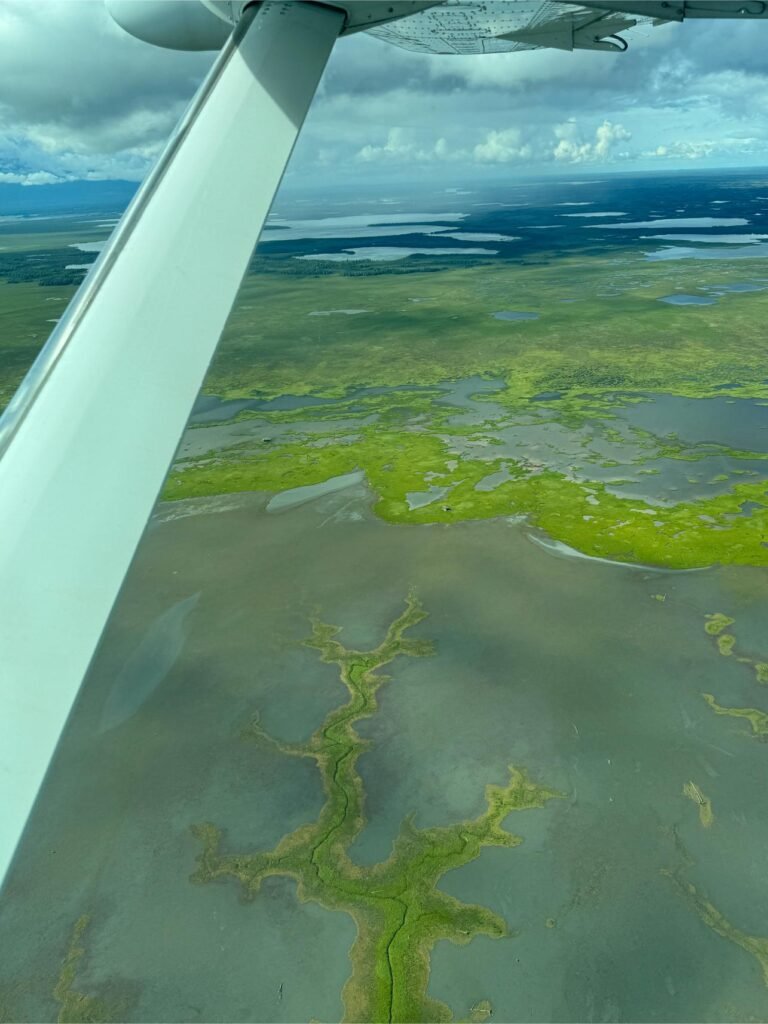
[702,694,768,737]
[53,917,111,1024]
[191,594,559,1023]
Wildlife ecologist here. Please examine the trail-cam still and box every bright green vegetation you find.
[702,693,768,737]
[682,781,714,828]
[191,594,560,1023]
[704,613,735,636]
[53,917,111,1024]
[664,869,768,987]
[165,423,768,569]
[718,634,737,656]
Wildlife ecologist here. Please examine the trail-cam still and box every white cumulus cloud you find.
[553,120,631,164]
[473,128,533,164]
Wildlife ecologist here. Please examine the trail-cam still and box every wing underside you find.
[366,0,768,54]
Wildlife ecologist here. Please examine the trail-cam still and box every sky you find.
[1,1,768,189]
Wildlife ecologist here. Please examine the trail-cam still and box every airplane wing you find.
[367,0,768,54]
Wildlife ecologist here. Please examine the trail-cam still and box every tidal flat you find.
[2,486,768,1021]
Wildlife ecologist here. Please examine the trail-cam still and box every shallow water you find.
[645,243,768,261]
[296,246,498,262]
[267,470,365,512]
[710,282,766,293]
[307,308,369,316]
[658,294,717,306]
[2,487,768,1021]
[406,483,451,509]
[190,392,343,423]
[475,466,513,491]
[643,234,768,244]
[603,217,750,229]
[492,310,540,321]
[618,393,768,453]
[260,211,467,242]
[561,211,626,218]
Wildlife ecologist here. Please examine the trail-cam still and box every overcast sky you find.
[1,1,768,188]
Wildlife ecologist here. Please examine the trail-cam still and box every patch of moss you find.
[191,595,559,1023]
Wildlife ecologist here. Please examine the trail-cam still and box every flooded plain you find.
[181,379,768,510]
[2,484,768,1021]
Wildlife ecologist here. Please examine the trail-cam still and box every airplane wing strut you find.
[0,0,343,885]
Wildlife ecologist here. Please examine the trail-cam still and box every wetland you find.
[2,170,768,1021]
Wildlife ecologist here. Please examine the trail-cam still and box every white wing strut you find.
[0,0,343,885]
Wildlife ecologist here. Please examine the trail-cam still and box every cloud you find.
[552,120,632,164]
[0,0,212,181]
[2,2,768,185]
[0,170,63,186]
[355,127,454,164]
[473,128,533,164]
[645,136,762,161]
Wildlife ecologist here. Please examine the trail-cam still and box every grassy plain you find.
[210,258,768,402]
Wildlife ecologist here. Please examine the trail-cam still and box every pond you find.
[658,294,716,306]
[492,310,540,321]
